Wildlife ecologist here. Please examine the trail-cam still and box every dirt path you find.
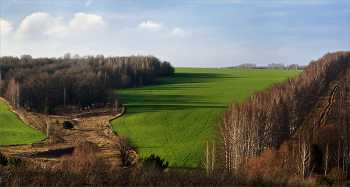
[290,80,339,140]
[0,98,138,166]
[315,84,339,129]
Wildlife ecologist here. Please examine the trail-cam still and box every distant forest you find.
[0,54,174,112]
[229,63,306,70]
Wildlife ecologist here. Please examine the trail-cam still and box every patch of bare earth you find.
[0,100,139,167]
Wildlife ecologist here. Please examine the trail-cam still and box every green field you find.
[0,100,46,146]
[111,68,302,167]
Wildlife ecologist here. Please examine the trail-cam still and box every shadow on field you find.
[157,72,244,86]
[119,72,239,114]
[125,104,226,114]
[32,147,75,158]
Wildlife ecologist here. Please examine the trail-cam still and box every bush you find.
[316,175,334,186]
[142,154,169,170]
[62,121,73,129]
[8,157,25,166]
[44,106,51,115]
[316,102,322,108]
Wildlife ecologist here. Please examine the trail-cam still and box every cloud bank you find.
[14,12,105,40]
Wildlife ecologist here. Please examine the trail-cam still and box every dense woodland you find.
[0,54,174,112]
[220,51,350,181]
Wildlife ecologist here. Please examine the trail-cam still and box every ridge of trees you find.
[0,54,174,112]
[220,51,350,172]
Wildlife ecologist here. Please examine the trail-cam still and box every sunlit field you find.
[0,100,46,145]
[111,68,302,167]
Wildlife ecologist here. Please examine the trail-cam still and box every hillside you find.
[111,68,302,167]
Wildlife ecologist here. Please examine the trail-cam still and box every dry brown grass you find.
[0,104,138,168]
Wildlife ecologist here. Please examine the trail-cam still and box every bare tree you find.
[324,144,330,175]
[203,138,216,173]
[44,107,51,137]
[63,87,66,110]
[5,77,20,110]
[63,53,71,60]
[299,141,310,180]
[204,139,210,173]
[211,138,216,171]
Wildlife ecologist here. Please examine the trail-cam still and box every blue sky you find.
[1,1,349,67]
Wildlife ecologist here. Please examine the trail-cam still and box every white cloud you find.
[0,18,12,36]
[86,0,92,7]
[138,21,162,31]
[14,12,105,40]
[15,12,68,39]
[170,28,185,36]
[69,12,105,32]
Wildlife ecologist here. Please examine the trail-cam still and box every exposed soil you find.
[0,98,139,166]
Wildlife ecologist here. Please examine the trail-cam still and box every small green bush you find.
[316,175,334,186]
[142,154,169,170]
[44,106,52,116]
[62,121,74,129]
[8,157,25,166]
[316,102,322,108]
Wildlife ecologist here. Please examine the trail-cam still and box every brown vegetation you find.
[1,54,174,112]
[220,51,349,172]
[0,141,311,186]
[0,100,139,168]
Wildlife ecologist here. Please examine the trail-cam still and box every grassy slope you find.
[111,68,302,167]
[0,100,46,145]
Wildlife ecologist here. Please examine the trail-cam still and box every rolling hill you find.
[111,68,302,167]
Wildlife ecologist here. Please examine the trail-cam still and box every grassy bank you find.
[0,100,46,145]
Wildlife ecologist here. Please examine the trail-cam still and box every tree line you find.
[220,51,350,172]
[229,63,301,70]
[0,54,174,112]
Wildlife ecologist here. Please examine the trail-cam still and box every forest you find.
[0,54,174,112]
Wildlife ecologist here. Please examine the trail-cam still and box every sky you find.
[0,1,349,67]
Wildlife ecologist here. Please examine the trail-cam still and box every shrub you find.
[142,154,169,170]
[316,102,322,108]
[316,175,334,186]
[8,157,25,166]
[44,106,51,115]
[62,121,73,129]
